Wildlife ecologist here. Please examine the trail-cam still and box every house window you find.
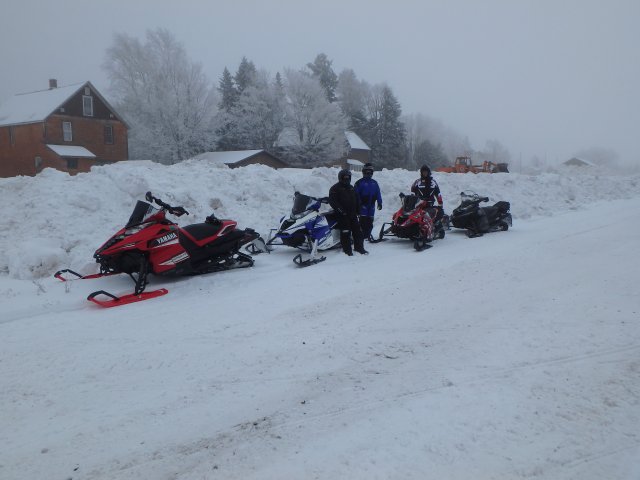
[104,125,114,144]
[62,121,72,141]
[83,95,93,116]
[66,158,78,169]
[35,156,42,170]
[9,126,15,145]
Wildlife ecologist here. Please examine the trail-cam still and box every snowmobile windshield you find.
[125,201,160,228]
[291,194,315,217]
[402,195,419,213]
[459,191,482,204]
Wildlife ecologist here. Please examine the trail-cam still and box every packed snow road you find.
[1,197,639,480]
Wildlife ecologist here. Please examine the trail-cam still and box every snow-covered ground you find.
[1,163,639,479]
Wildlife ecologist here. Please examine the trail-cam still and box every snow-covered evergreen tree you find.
[103,29,217,163]
[234,57,258,95]
[306,53,338,103]
[218,67,238,113]
[365,84,407,168]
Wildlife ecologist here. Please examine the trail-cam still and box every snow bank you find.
[1,160,638,279]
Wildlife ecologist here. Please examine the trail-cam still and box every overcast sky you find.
[1,0,638,165]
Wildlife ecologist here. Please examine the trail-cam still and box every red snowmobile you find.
[55,192,267,307]
[376,193,449,251]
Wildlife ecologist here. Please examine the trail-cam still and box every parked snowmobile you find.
[55,192,267,307]
[450,191,512,237]
[266,192,341,267]
[376,193,449,251]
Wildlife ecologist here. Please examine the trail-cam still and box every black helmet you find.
[420,164,431,177]
[338,169,352,184]
[362,163,374,176]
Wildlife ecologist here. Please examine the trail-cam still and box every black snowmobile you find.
[450,191,512,237]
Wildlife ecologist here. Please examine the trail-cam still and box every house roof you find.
[47,144,96,158]
[192,150,266,166]
[563,157,594,167]
[346,158,364,166]
[345,131,370,151]
[0,81,127,128]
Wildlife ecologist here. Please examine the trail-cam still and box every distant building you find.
[343,131,371,165]
[563,157,593,167]
[192,150,288,169]
[0,79,129,177]
[346,158,365,172]
[326,131,372,170]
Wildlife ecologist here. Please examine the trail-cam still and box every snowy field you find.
[1,162,639,479]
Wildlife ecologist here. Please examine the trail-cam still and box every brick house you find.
[0,80,128,177]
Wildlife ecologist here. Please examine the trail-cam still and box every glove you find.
[377,204,382,210]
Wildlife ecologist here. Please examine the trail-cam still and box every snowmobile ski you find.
[54,269,117,281]
[293,253,327,267]
[413,239,433,252]
[87,288,168,308]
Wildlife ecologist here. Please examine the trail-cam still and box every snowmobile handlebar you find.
[460,192,489,204]
[145,191,190,216]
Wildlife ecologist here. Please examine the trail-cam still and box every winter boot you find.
[341,231,353,256]
[354,237,368,255]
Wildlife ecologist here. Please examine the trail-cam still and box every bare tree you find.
[103,29,218,163]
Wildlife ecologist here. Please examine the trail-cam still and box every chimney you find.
[49,78,58,89]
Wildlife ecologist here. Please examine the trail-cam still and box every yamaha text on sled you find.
[450,191,512,237]
[376,193,449,251]
[266,192,341,267]
[55,192,268,307]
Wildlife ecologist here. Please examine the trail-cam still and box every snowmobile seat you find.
[323,210,339,226]
[182,222,227,241]
[494,201,510,214]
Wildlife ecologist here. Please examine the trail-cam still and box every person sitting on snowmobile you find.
[411,165,444,223]
[329,169,368,256]
[354,163,383,242]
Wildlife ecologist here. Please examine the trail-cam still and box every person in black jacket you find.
[329,169,368,256]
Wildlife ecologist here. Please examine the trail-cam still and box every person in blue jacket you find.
[354,163,383,241]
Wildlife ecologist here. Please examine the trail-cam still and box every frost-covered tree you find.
[219,71,286,150]
[365,84,406,168]
[281,69,347,165]
[336,69,369,134]
[403,112,470,166]
[306,53,338,102]
[103,29,217,163]
[413,139,447,168]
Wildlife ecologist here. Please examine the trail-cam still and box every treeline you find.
[103,28,508,169]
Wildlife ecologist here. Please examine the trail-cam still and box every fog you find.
[1,0,638,166]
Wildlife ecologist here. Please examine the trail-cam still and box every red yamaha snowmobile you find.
[55,192,267,307]
[376,193,449,251]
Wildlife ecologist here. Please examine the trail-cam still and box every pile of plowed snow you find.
[1,160,638,279]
